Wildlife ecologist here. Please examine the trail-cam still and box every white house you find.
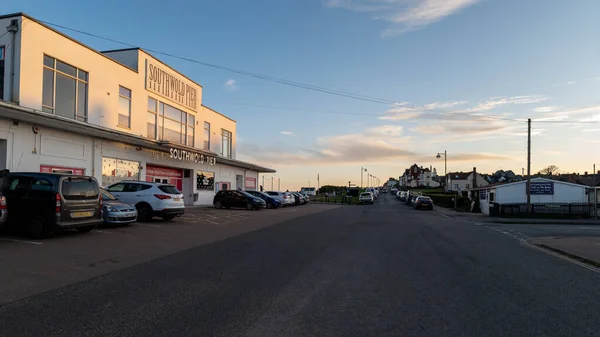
[0,13,274,205]
[400,164,440,188]
[446,171,488,192]
[473,178,590,215]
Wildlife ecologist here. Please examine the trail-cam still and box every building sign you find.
[169,148,216,166]
[197,170,214,190]
[146,61,198,111]
[480,190,487,200]
[146,165,183,178]
[245,177,257,189]
[530,182,554,195]
[40,165,84,176]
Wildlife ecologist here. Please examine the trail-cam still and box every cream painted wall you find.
[201,105,237,159]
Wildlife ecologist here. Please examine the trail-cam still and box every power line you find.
[34,19,599,125]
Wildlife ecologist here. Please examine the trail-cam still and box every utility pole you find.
[527,118,532,213]
[594,163,597,220]
[271,177,274,191]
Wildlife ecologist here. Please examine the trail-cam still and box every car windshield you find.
[100,188,117,200]
[240,191,258,198]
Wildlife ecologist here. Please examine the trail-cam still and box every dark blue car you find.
[245,190,281,209]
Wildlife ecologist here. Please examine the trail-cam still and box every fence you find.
[491,202,592,217]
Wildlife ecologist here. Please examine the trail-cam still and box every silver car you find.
[101,188,137,225]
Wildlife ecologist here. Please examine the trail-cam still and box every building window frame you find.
[147,97,157,139]
[41,55,88,122]
[204,122,211,151]
[156,101,195,147]
[118,86,132,128]
[221,129,232,158]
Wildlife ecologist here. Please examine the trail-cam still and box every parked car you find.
[359,192,374,204]
[100,188,137,225]
[365,187,378,199]
[291,192,305,205]
[213,190,266,210]
[0,171,103,239]
[300,192,311,202]
[265,191,295,206]
[106,181,184,221]
[414,196,434,210]
[0,191,7,230]
[245,190,281,209]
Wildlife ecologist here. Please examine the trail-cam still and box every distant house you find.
[446,171,488,192]
[400,164,440,188]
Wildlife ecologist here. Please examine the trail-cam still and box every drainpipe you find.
[7,19,19,104]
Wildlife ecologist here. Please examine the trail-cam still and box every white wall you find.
[496,179,588,204]
[201,105,237,159]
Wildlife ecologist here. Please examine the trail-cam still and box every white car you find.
[359,192,374,204]
[106,181,185,221]
[265,191,295,206]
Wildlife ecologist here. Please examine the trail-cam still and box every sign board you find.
[245,177,257,189]
[530,182,554,195]
[40,165,84,176]
[169,148,216,166]
[146,165,183,179]
[480,190,487,200]
[146,61,198,112]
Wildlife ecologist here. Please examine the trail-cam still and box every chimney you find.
[472,167,477,188]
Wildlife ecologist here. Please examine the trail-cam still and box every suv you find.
[265,191,295,206]
[213,190,266,210]
[106,181,184,221]
[0,171,103,239]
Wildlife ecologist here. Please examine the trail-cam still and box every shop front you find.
[145,165,184,191]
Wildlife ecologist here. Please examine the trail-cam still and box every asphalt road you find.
[2,195,600,336]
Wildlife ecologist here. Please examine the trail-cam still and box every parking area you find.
[0,204,342,304]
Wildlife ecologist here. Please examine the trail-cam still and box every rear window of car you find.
[61,178,99,200]
[360,193,371,197]
[266,192,278,196]
[158,185,181,194]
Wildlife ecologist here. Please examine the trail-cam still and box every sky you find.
[6,0,600,190]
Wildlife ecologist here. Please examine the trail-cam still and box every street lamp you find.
[361,167,367,189]
[436,150,447,190]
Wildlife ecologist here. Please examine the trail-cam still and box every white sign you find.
[169,148,216,166]
[146,61,198,111]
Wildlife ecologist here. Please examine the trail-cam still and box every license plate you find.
[173,198,181,202]
[72,211,93,218]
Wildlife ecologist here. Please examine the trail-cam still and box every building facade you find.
[0,13,273,205]
[400,164,439,188]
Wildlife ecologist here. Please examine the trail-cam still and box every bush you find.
[425,194,471,209]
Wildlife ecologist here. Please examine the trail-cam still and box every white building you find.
[446,171,488,192]
[473,178,589,215]
[0,13,274,205]
[400,164,440,188]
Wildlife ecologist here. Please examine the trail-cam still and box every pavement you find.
[3,196,600,336]
[530,236,600,266]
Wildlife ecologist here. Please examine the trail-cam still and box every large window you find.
[147,97,157,139]
[0,46,4,100]
[221,129,232,158]
[118,86,131,128]
[197,170,215,190]
[42,55,88,121]
[101,157,140,187]
[204,122,210,150]
[150,101,195,146]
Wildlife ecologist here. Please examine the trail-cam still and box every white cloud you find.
[280,131,296,136]
[379,100,468,120]
[325,0,480,36]
[224,79,237,91]
[469,95,549,112]
[531,106,558,113]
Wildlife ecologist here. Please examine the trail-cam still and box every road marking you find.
[0,237,43,245]
[520,239,600,274]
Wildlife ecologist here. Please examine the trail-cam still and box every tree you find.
[538,165,559,175]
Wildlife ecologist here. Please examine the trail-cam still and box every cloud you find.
[531,106,558,113]
[280,131,296,136]
[469,95,549,112]
[325,0,480,36]
[224,79,237,91]
[379,100,468,121]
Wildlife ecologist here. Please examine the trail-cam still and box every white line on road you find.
[0,237,43,245]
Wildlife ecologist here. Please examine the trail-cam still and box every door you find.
[231,191,246,207]
[236,175,243,190]
[107,183,139,206]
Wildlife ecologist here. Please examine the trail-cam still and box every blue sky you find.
[7,0,600,190]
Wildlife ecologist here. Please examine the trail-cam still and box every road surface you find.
[1,195,600,336]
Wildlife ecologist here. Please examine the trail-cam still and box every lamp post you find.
[361,167,367,189]
[436,150,447,191]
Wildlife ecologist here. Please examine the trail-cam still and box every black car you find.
[0,171,103,239]
[245,190,281,209]
[213,190,266,210]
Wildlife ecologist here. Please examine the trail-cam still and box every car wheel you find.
[136,203,153,221]
[76,225,96,233]
[27,217,47,239]
[162,215,176,221]
[245,202,253,210]
[214,201,223,209]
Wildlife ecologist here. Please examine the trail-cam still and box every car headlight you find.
[104,205,112,212]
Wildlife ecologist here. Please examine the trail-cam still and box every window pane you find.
[118,114,130,128]
[163,103,181,121]
[42,106,54,113]
[188,114,195,126]
[55,73,76,119]
[43,55,54,68]
[119,86,131,98]
[119,96,130,119]
[204,121,210,129]
[147,112,156,139]
[181,112,187,125]
[77,81,87,117]
[157,114,164,140]
[204,129,210,150]
[42,68,54,107]
[187,126,194,147]
[56,60,77,77]
[148,97,157,112]
[78,70,88,81]
[163,118,182,143]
